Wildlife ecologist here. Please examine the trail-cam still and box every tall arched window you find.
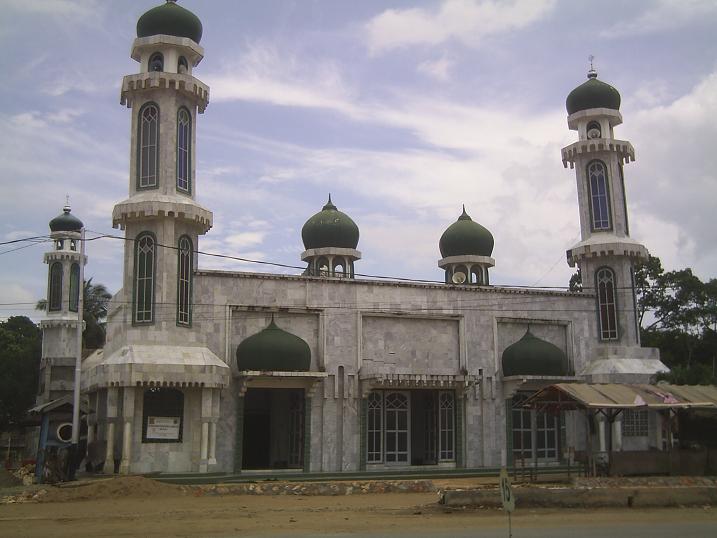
[177,235,192,326]
[134,233,155,323]
[596,267,618,340]
[69,263,80,312]
[138,103,159,189]
[48,262,63,312]
[178,56,188,74]
[587,161,611,230]
[176,108,191,193]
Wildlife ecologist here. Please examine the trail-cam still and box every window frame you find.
[137,102,160,190]
[133,232,156,325]
[142,388,184,444]
[176,107,191,194]
[48,262,63,312]
[148,51,164,72]
[622,409,649,437]
[596,266,619,340]
[586,160,613,232]
[69,263,80,313]
[176,235,193,327]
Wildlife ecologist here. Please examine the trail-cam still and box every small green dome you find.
[137,1,203,44]
[439,206,494,258]
[49,205,83,233]
[502,329,569,377]
[236,319,311,372]
[566,71,621,115]
[302,196,360,250]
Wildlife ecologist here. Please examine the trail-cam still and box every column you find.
[234,395,245,473]
[208,421,217,465]
[103,386,119,474]
[119,387,135,474]
[199,387,212,472]
[612,417,623,451]
[597,415,606,453]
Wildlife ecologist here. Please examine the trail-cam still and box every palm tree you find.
[36,278,112,349]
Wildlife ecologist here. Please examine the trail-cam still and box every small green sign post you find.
[500,467,515,537]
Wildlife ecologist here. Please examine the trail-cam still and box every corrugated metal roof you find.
[523,383,717,410]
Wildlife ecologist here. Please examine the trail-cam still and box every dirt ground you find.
[1,476,717,537]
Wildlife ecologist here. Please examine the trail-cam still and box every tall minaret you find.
[111,0,211,333]
[562,62,647,346]
[38,203,86,404]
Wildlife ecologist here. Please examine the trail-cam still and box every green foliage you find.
[0,316,41,431]
[635,256,717,384]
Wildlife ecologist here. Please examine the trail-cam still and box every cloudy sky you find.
[1,0,716,322]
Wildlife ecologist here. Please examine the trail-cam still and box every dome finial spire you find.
[587,54,597,79]
[323,194,337,210]
[64,194,71,214]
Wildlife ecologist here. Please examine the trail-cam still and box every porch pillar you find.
[208,421,217,465]
[655,411,664,450]
[612,417,623,451]
[103,386,119,474]
[119,386,135,474]
[597,414,606,453]
[199,387,212,472]
[234,395,245,473]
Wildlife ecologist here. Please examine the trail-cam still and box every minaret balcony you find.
[561,138,635,169]
[112,193,213,233]
[566,234,648,267]
[121,72,209,113]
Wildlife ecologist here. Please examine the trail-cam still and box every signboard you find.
[146,416,181,440]
[499,467,515,513]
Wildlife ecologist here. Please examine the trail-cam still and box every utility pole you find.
[69,226,85,480]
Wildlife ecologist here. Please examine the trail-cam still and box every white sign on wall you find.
[146,416,181,440]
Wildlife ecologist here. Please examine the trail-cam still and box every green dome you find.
[236,319,311,372]
[502,329,569,377]
[137,1,203,44]
[439,206,494,258]
[49,205,83,233]
[302,196,359,250]
[566,71,620,115]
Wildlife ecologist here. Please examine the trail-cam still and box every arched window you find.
[48,262,63,311]
[177,236,192,326]
[178,56,188,74]
[317,257,329,277]
[134,233,155,323]
[138,103,159,189]
[587,160,611,231]
[176,108,191,192]
[333,260,345,278]
[142,388,184,443]
[69,263,80,312]
[149,52,164,72]
[472,268,483,285]
[596,267,618,340]
[586,121,601,139]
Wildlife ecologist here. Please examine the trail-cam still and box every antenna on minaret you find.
[587,55,597,79]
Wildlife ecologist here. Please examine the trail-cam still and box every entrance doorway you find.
[242,388,305,470]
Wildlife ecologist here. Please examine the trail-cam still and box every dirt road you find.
[1,480,716,538]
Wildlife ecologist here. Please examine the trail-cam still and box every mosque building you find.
[38,1,667,475]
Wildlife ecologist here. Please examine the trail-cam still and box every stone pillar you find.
[103,386,119,474]
[119,387,135,474]
[655,411,664,450]
[208,421,217,465]
[234,395,245,473]
[612,417,623,451]
[303,396,312,473]
[597,415,606,453]
[199,387,212,472]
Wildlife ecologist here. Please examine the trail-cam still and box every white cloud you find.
[365,0,556,54]
[417,56,454,81]
[601,0,717,38]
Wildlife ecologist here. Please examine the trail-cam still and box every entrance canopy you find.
[522,383,717,413]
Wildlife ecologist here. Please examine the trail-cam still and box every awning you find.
[522,382,717,412]
[84,345,230,390]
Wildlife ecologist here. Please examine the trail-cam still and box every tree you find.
[0,316,41,431]
[36,278,112,349]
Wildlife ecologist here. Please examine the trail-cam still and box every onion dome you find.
[49,205,83,233]
[502,329,569,377]
[236,319,311,372]
[137,0,203,44]
[566,69,621,115]
[439,206,494,258]
[301,195,359,250]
